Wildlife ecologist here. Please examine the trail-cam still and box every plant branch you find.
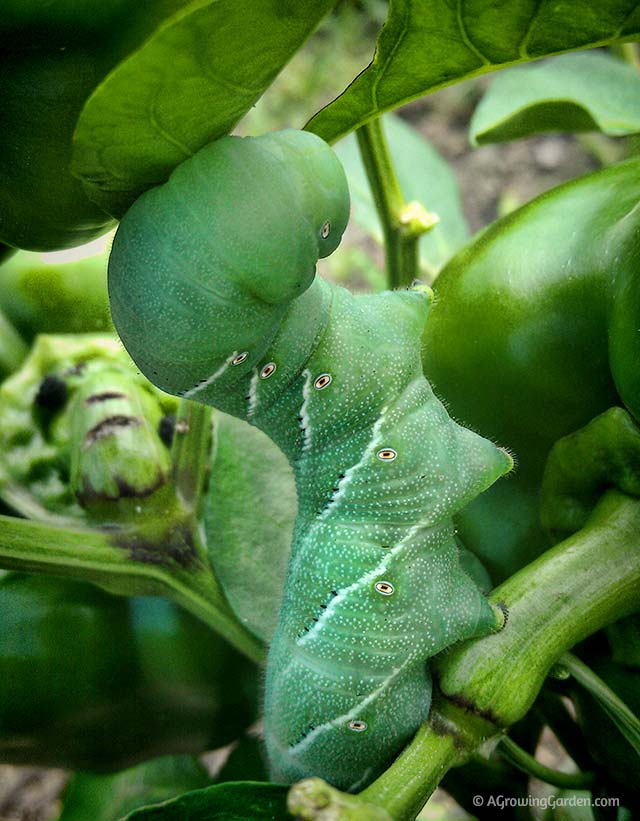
[355,118,437,289]
[170,398,214,516]
[561,651,640,752]
[0,513,264,663]
[497,736,594,790]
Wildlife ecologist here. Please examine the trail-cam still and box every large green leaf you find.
[204,414,296,644]
[470,51,640,144]
[335,114,469,278]
[72,0,337,218]
[121,782,290,821]
[307,0,640,143]
[58,756,210,821]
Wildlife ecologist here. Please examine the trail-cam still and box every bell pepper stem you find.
[355,118,436,290]
[0,513,264,663]
[170,398,214,515]
[496,735,594,790]
[288,778,393,820]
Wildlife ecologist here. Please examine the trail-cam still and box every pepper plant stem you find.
[561,651,640,750]
[171,398,214,516]
[355,490,640,820]
[0,513,263,663]
[497,736,594,790]
[356,119,421,289]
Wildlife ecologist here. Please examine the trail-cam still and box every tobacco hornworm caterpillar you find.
[108,130,512,791]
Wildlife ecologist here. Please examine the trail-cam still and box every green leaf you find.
[120,782,290,821]
[72,0,338,217]
[335,114,469,277]
[59,756,210,821]
[307,1,640,143]
[0,2,193,252]
[470,51,640,144]
[204,414,295,643]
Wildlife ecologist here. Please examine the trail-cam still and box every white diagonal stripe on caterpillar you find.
[184,351,239,398]
[246,369,259,420]
[288,656,413,756]
[346,767,374,793]
[296,521,424,647]
[317,402,391,520]
[299,369,313,452]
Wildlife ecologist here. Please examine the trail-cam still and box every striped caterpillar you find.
[107,130,511,791]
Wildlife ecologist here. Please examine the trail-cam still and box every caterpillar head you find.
[108,130,349,398]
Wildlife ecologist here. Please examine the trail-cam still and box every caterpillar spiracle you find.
[108,130,512,791]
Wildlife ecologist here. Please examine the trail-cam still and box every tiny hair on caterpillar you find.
[108,129,511,791]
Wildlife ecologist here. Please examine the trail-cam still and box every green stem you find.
[497,736,594,790]
[355,119,435,289]
[561,651,640,752]
[356,490,640,820]
[288,778,393,821]
[359,714,462,819]
[170,398,214,516]
[0,513,264,663]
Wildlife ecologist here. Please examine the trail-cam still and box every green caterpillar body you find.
[108,130,511,790]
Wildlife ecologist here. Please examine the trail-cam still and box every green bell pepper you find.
[423,157,640,580]
[0,572,257,771]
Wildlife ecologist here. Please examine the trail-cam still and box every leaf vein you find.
[613,1,640,38]
[371,0,411,109]
[149,91,194,160]
[518,0,545,59]
[456,0,491,66]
